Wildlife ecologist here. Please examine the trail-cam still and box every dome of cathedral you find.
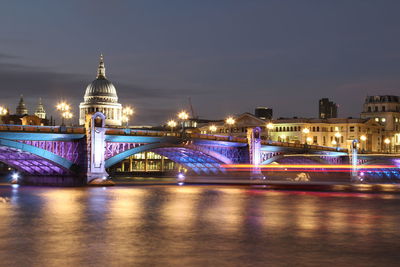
[83,55,118,103]
[79,54,122,126]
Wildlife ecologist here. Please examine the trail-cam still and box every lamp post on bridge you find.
[0,106,8,117]
[56,101,71,126]
[384,138,391,153]
[225,116,235,137]
[209,124,217,134]
[62,111,73,126]
[360,135,367,153]
[302,128,310,145]
[334,132,341,150]
[122,106,134,127]
[178,111,189,134]
[167,120,177,133]
[266,122,273,142]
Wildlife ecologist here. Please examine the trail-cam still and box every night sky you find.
[1,0,400,125]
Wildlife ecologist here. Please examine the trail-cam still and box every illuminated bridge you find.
[0,113,397,184]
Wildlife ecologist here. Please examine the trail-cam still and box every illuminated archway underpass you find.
[106,145,231,175]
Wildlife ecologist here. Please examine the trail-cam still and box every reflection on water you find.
[1,185,400,266]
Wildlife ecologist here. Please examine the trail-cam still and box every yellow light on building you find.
[178,111,189,120]
[334,132,341,138]
[167,120,177,128]
[384,138,390,145]
[209,125,217,132]
[266,123,273,130]
[331,140,337,145]
[225,117,235,125]
[360,135,367,141]
[306,137,312,143]
[302,128,310,134]
[0,106,8,115]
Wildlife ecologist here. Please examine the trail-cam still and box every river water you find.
[1,184,400,266]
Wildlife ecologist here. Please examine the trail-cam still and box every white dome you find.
[84,78,118,103]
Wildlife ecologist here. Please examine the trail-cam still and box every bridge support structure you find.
[85,112,110,184]
[247,127,264,179]
[350,139,362,183]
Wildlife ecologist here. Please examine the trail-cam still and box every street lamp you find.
[384,138,391,153]
[266,122,273,141]
[56,101,70,126]
[225,116,235,135]
[178,111,189,133]
[167,120,177,132]
[209,124,217,134]
[360,135,367,152]
[0,106,8,116]
[62,111,73,126]
[306,137,312,144]
[302,128,310,144]
[334,132,341,149]
[122,106,134,127]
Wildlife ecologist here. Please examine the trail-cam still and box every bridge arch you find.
[0,138,76,175]
[261,154,330,165]
[105,142,232,174]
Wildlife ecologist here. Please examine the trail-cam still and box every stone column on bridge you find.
[85,112,112,185]
[247,127,265,179]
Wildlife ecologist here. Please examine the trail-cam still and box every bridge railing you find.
[0,124,85,134]
[261,139,347,152]
[189,133,247,143]
[105,128,182,137]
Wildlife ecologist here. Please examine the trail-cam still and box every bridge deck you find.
[0,124,347,153]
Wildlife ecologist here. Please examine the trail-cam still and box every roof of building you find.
[365,95,400,103]
[273,117,375,124]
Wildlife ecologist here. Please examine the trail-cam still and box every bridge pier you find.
[247,127,264,179]
[85,112,114,185]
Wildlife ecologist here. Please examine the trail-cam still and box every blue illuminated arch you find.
[0,138,75,171]
[261,154,329,165]
[104,142,232,173]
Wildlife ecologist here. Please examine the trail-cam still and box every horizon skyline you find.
[0,54,396,125]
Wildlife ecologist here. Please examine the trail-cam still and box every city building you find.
[198,113,266,138]
[269,118,383,152]
[255,107,273,120]
[34,98,46,119]
[79,55,122,126]
[360,95,400,151]
[198,112,385,152]
[15,95,28,115]
[319,98,337,119]
[1,96,49,126]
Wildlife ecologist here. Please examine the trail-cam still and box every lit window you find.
[381,118,386,122]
